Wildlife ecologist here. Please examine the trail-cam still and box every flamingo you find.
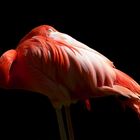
[0,25,140,140]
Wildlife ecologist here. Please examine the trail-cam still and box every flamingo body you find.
[0,25,140,114]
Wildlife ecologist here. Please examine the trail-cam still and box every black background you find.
[0,2,140,140]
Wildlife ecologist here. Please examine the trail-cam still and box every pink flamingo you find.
[0,25,140,140]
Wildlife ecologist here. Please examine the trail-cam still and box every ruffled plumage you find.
[0,25,140,115]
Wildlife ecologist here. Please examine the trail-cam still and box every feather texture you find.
[0,25,140,114]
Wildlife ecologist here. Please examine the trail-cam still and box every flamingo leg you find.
[55,109,68,140]
[64,106,75,140]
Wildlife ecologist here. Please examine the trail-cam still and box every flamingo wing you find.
[48,29,140,115]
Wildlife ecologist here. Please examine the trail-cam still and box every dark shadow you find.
[0,89,139,140]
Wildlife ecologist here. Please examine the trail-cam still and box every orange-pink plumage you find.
[0,25,140,140]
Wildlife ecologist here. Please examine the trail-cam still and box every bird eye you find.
[48,28,53,32]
